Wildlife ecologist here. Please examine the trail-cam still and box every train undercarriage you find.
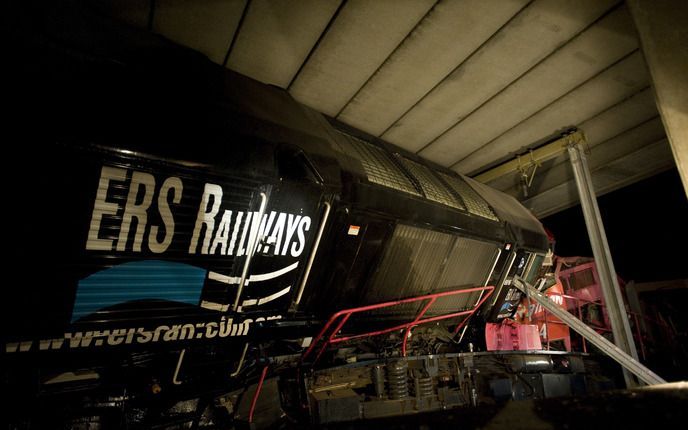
[287,350,614,425]
[9,346,617,429]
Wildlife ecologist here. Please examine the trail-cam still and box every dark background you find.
[543,168,688,283]
[544,168,688,381]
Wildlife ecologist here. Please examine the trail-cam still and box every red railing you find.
[302,286,494,364]
[248,365,269,424]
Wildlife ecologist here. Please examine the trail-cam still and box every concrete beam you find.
[289,0,435,117]
[500,116,666,197]
[627,0,688,199]
[226,0,341,88]
[337,0,528,137]
[381,0,616,152]
[524,139,673,217]
[421,5,637,166]
[453,51,650,175]
[486,87,661,193]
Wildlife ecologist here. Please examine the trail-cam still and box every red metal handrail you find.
[248,365,269,424]
[302,286,494,363]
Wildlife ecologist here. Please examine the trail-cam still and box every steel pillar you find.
[567,141,640,387]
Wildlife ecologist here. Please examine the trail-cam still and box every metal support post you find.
[567,139,640,387]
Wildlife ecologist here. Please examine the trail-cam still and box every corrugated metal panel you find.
[365,224,498,318]
[366,225,453,309]
[439,173,499,221]
[335,131,421,196]
[431,236,499,315]
[400,158,465,210]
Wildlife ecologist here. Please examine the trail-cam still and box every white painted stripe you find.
[248,262,299,283]
[259,286,291,305]
[200,300,228,312]
[208,272,241,285]
[242,286,292,308]
[208,262,299,286]
[44,371,100,385]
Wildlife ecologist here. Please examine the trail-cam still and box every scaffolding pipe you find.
[512,277,665,386]
[567,140,640,387]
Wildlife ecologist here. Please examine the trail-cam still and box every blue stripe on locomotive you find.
[71,260,207,322]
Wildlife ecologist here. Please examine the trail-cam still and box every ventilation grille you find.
[336,132,420,196]
[439,173,499,221]
[400,158,464,210]
[364,224,499,318]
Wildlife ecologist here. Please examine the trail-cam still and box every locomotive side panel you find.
[5,141,322,357]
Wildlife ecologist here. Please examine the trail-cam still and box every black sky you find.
[543,168,688,283]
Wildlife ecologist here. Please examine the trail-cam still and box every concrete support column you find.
[568,143,640,388]
[627,0,688,198]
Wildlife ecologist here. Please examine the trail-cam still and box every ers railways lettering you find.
[87,166,312,257]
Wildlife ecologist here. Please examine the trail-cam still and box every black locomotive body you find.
[4,3,610,427]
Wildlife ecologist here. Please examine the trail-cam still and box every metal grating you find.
[364,224,499,317]
[439,173,499,221]
[335,131,421,196]
[400,158,465,210]
[432,237,500,315]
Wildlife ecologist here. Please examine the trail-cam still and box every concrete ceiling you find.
[96,0,676,218]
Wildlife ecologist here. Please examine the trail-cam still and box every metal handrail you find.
[302,286,494,364]
[294,201,331,307]
[233,192,268,311]
[248,365,269,423]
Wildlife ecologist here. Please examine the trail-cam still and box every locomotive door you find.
[297,208,396,313]
[230,145,328,317]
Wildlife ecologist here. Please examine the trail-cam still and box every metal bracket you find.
[517,150,541,198]
[475,128,586,184]
[172,349,186,385]
[230,343,250,377]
